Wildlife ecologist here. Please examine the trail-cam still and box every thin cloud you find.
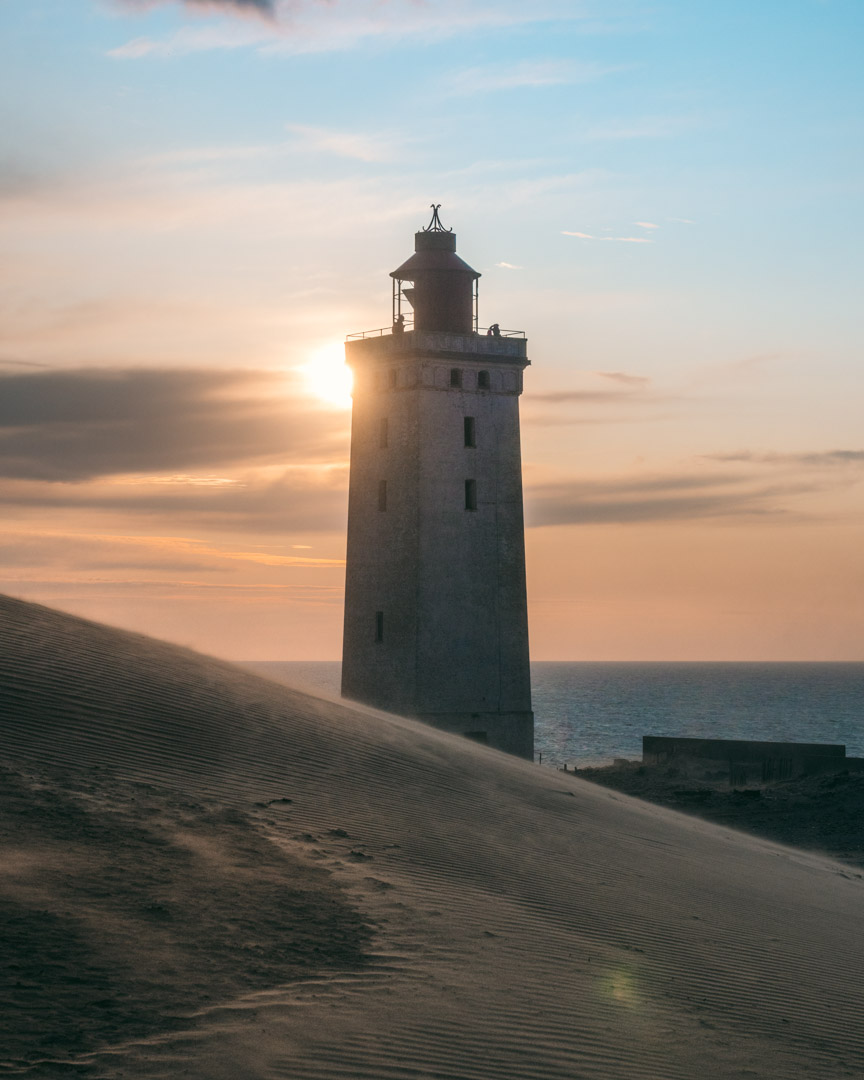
[584,116,694,140]
[285,124,398,163]
[705,450,864,468]
[110,0,278,60]
[118,475,240,486]
[596,371,650,386]
[181,0,274,10]
[2,579,344,608]
[562,231,653,243]
[529,371,654,406]
[0,367,347,482]
[525,472,814,527]
[0,530,344,580]
[120,0,275,10]
[496,262,523,270]
[109,21,272,57]
[635,221,659,229]
[109,1,582,59]
[525,450,864,529]
[444,60,625,96]
[0,472,348,535]
[141,143,281,166]
[493,168,608,207]
[530,389,645,405]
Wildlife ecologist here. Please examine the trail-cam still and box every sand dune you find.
[2,594,863,1079]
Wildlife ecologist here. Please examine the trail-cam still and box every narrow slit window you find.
[450,368,463,388]
[379,417,389,449]
[388,369,398,389]
[375,611,384,642]
[477,370,491,390]
[465,479,477,511]
[464,416,476,448]
[378,479,388,511]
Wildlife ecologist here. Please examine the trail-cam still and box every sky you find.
[1,0,862,661]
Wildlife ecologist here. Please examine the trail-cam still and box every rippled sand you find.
[2,593,863,1079]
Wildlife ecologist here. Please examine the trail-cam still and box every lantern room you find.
[390,205,480,335]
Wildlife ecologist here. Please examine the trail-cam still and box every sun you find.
[299,342,353,410]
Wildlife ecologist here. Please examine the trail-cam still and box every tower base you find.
[415,711,534,760]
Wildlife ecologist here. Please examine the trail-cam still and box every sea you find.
[245,662,864,768]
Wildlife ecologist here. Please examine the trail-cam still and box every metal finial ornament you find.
[423,204,452,233]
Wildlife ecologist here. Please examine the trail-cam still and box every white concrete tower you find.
[341,207,533,758]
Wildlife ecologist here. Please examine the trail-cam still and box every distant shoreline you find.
[245,660,864,767]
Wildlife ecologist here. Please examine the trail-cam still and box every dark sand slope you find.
[1,595,863,1080]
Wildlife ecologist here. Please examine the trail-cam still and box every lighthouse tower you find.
[341,207,533,759]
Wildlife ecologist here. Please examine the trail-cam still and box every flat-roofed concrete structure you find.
[642,734,863,783]
[341,208,533,758]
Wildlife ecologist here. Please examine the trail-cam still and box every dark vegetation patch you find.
[0,765,371,1076]
[573,760,864,870]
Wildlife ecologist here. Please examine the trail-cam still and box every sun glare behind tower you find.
[341,207,533,758]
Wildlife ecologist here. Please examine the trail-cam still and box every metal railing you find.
[346,322,413,340]
[346,324,524,341]
[478,327,526,339]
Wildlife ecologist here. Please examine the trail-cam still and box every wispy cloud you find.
[596,371,650,386]
[118,0,276,15]
[584,116,695,141]
[117,474,240,486]
[634,221,659,229]
[496,261,523,270]
[0,471,348,535]
[521,449,863,529]
[444,59,625,96]
[0,158,411,236]
[109,0,583,59]
[528,371,654,407]
[0,367,347,482]
[0,531,343,583]
[109,20,272,57]
[525,471,815,527]
[704,450,864,468]
[562,231,653,244]
[529,389,647,405]
[0,359,51,370]
[140,143,281,167]
[285,124,399,163]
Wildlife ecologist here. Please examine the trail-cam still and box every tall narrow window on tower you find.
[342,206,533,759]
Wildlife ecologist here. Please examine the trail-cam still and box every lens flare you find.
[300,343,353,410]
[598,966,642,1009]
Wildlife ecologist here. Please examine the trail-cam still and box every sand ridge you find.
[1,593,863,1078]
